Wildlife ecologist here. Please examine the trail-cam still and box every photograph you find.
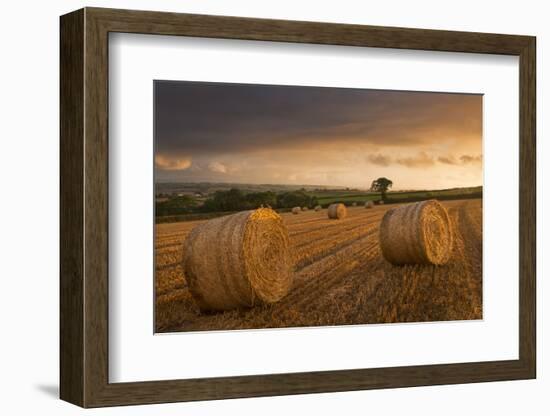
[154,80,483,333]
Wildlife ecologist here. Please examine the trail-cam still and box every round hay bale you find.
[301,206,309,211]
[365,201,374,209]
[183,208,293,311]
[352,202,357,207]
[379,200,453,266]
[314,205,322,211]
[327,203,347,220]
[291,206,301,214]
[379,200,385,205]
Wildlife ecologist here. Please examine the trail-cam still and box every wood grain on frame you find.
[60,7,536,407]
[60,8,84,406]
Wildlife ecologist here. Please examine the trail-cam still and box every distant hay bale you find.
[183,208,293,311]
[314,205,322,211]
[327,203,347,220]
[292,206,301,214]
[352,202,357,207]
[302,206,309,211]
[379,200,453,266]
[379,200,385,205]
[365,201,374,209]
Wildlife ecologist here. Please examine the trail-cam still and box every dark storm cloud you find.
[154,81,482,160]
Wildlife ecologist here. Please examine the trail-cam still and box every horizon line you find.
[155,180,483,193]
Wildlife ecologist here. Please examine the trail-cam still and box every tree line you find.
[156,188,319,217]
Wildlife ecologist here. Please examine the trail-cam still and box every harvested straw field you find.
[155,199,482,333]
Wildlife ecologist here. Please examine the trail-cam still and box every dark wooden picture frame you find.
[60,7,536,408]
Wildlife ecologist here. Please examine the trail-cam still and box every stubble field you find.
[155,199,482,333]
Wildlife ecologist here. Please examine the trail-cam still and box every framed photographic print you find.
[60,7,536,407]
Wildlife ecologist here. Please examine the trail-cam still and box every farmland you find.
[311,186,482,206]
[155,182,482,223]
[155,198,482,333]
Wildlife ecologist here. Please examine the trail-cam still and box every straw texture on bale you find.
[314,205,322,211]
[379,200,453,266]
[365,201,374,209]
[327,203,347,220]
[183,208,293,311]
[291,206,301,214]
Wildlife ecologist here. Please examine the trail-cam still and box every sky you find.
[154,81,482,190]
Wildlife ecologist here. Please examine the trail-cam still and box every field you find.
[155,198,482,332]
[311,186,482,206]
[155,184,482,223]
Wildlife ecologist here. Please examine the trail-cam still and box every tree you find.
[277,190,317,209]
[370,177,393,201]
[202,188,246,212]
[245,191,278,209]
[155,195,197,216]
